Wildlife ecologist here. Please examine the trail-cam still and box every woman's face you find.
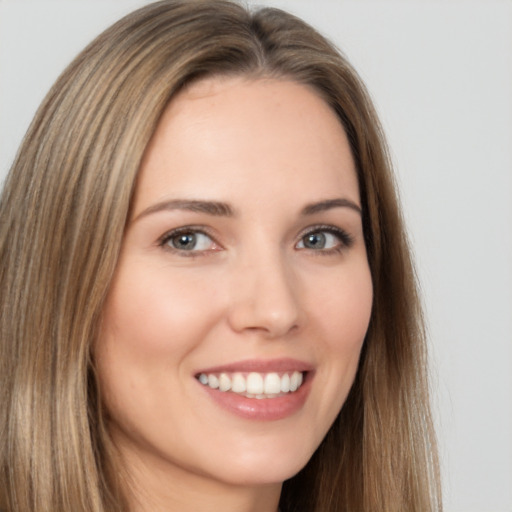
[96,77,373,495]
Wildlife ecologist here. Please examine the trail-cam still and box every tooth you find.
[290,371,301,392]
[208,374,219,389]
[219,373,231,392]
[231,373,246,393]
[246,372,264,394]
[202,370,303,396]
[264,373,281,394]
[280,373,290,393]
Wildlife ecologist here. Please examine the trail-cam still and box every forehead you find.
[133,76,359,214]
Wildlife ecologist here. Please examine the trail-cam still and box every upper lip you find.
[195,358,314,375]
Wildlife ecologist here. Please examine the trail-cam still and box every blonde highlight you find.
[0,1,441,510]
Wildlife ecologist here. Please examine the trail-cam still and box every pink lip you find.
[195,357,314,375]
[195,358,315,421]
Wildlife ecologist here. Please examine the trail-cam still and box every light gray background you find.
[1,1,511,510]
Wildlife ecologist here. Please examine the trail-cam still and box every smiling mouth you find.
[196,371,305,399]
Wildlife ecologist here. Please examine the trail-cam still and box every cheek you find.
[99,261,220,358]
[314,263,373,348]
[94,262,222,419]
[335,271,372,368]
[309,264,372,406]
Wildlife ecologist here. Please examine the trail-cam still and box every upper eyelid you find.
[298,224,354,240]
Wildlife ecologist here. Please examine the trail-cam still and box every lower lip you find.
[198,374,312,421]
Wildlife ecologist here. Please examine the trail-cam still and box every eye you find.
[160,228,218,253]
[296,226,353,252]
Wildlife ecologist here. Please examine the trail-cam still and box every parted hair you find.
[0,1,441,511]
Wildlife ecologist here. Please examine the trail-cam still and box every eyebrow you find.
[301,198,362,216]
[134,199,235,221]
[133,196,361,223]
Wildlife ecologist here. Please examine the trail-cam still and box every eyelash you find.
[157,224,354,257]
[298,225,354,255]
[158,226,218,257]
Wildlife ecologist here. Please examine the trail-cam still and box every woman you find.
[0,1,441,511]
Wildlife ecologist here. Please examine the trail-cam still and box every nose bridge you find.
[227,238,301,337]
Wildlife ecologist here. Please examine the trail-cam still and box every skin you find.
[96,76,373,512]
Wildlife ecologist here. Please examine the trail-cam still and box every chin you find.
[203,436,316,487]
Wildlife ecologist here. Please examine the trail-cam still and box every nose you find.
[227,250,301,338]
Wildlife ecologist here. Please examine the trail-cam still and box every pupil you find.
[305,232,326,249]
[173,233,196,250]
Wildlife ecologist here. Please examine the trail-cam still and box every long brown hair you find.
[0,1,441,510]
